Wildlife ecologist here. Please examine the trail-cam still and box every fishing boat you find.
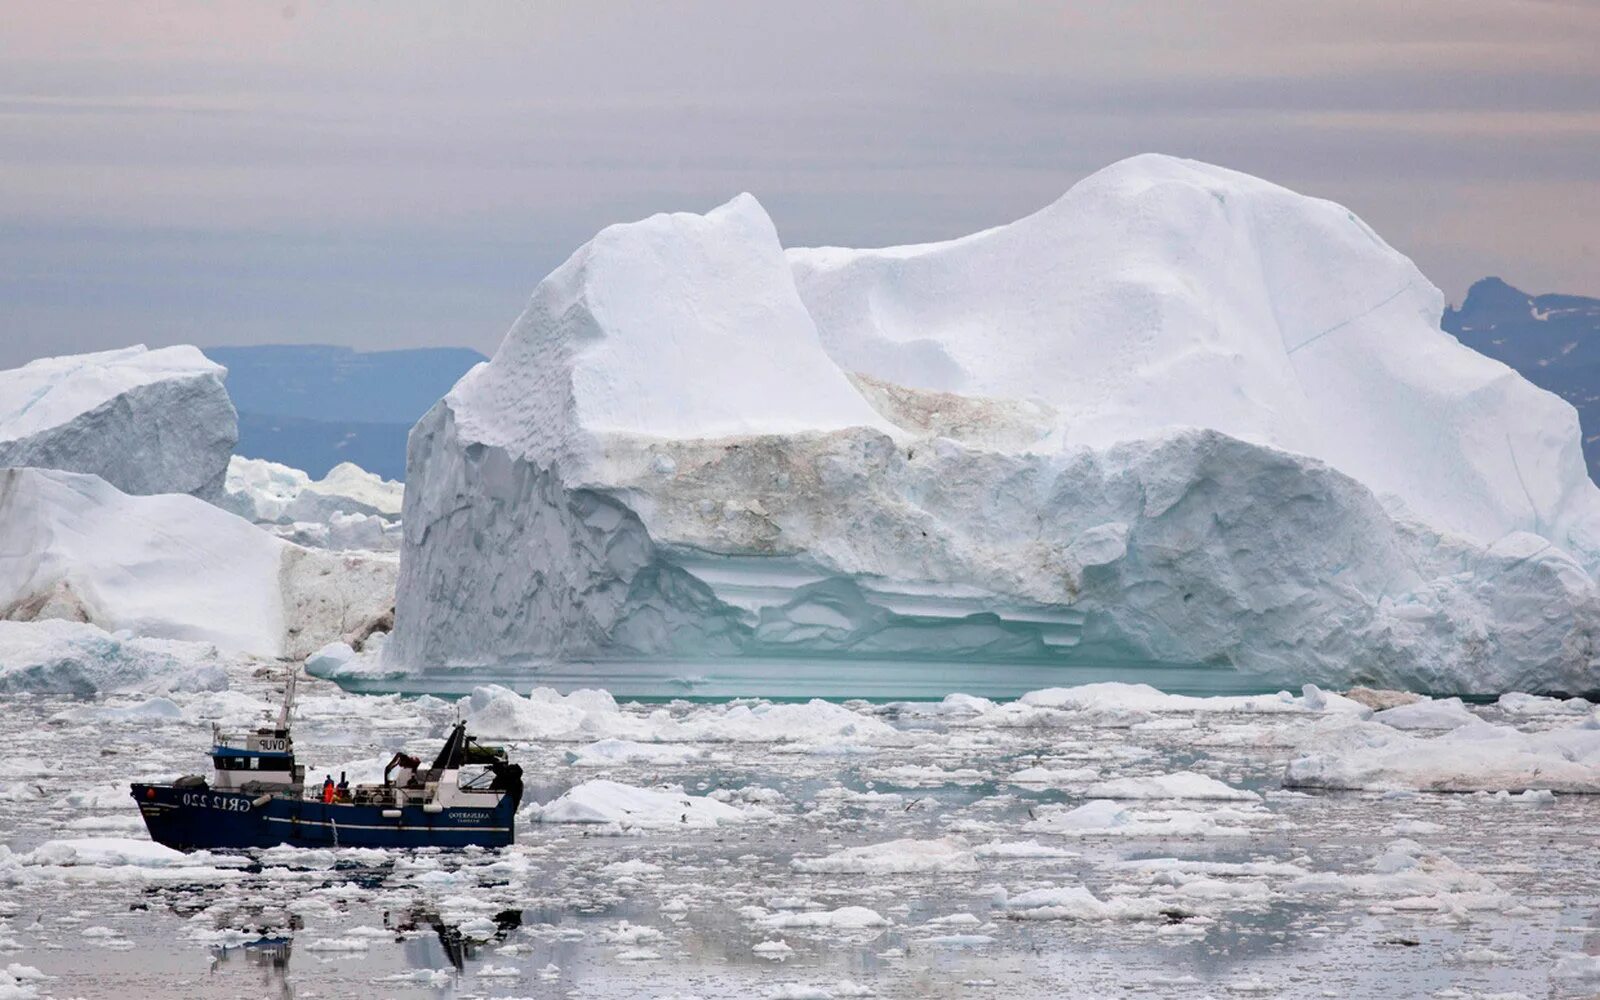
[130,668,521,851]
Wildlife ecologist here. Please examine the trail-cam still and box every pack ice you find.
[390,155,1600,694]
[0,345,236,500]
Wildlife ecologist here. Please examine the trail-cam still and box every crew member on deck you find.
[322,774,335,804]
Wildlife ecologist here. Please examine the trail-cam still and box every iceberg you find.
[0,467,395,659]
[388,155,1600,695]
[222,456,404,551]
[218,455,311,522]
[222,455,403,523]
[0,345,236,500]
[0,620,230,697]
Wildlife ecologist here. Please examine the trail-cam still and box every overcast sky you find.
[2,1,1597,368]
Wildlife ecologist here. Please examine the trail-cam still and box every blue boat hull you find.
[130,784,515,851]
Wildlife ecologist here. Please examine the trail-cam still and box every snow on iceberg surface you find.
[0,345,236,499]
[390,156,1600,695]
[791,154,1596,551]
[0,467,395,659]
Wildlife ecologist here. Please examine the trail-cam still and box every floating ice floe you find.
[1281,839,1506,913]
[958,684,1372,730]
[971,840,1076,859]
[1082,771,1261,802]
[534,779,763,830]
[753,938,793,960]
[764,980,875,999]
[566,739,709,767]
[1371,697,1480,730]
[303,640,358,678]
[464,685,898,746]
[791,837,978,874]
[1108,857,1310,880]
[998,885,1173,921]
[1024,799,1269,838]
[1018,683,1366,715]
[1,962,49,1000]
[872,763,986,786]
[1005,765,1099,785]
[22,837,186,868]
[601,859,664,878]
[1552,953,1600,980]
[1283,716,1600,792]
[894,693,997,718]
[0,837,247,886]
[751,906,889,931]
[52,696,185,726]
[1496,692,1594,716]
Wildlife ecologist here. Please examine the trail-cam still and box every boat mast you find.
[276,663,299,731]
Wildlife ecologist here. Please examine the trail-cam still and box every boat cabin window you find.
[213,754,293,772]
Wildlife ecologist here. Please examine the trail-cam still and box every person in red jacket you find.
[321,774,335,804]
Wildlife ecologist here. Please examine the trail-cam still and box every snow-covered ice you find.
[534,779,763,830]
[0,345,235,500]
[0,468,397,658]
[1371,696,1480,730]
[791,838,978,874]
[1081,772,1260,802]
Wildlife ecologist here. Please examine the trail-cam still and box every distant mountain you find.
[1443,278,1600,484]
[203,345,487,479]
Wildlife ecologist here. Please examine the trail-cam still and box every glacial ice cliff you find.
[0,345,237,500]
[0,467,395,659]
[389,155,1600,694]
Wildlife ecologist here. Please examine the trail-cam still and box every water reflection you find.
[210,936,293,1000]
[387,904,524,971]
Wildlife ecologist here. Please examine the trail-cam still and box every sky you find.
[2,1,1597,369]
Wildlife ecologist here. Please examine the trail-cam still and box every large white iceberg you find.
[0,467,396,659]
[0,345,236,499]
[389,155,1600,694]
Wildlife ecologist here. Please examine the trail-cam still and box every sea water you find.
[2,664,1598,998]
